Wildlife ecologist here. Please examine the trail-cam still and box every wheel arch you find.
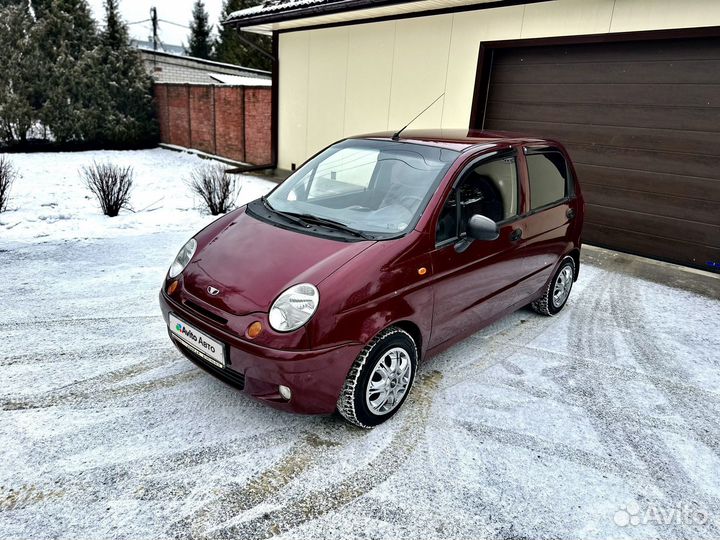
[392,320,423,360]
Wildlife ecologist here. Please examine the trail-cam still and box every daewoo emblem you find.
[207,286,220,296]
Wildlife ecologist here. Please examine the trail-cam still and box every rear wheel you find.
[531,256,575,316]
[337,327,417,428]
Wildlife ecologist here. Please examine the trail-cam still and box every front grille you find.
[171,334,245,390]
[183,300,228,325]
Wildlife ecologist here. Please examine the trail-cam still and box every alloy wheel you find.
[365,347,412,415]
[552,265,573,308]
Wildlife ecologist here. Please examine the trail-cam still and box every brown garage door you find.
[480,36,720,273]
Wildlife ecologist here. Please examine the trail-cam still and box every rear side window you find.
[526,151,569,210]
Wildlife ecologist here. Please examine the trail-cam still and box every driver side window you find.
[436,155,518,244]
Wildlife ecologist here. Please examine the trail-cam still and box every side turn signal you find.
[246,321,263,339]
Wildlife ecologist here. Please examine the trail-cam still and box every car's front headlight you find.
[269,283,319,332]
[168,238,197,278]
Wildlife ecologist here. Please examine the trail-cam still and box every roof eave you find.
[222,0,419,29]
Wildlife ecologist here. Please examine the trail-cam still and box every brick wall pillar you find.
[214,86,246,163]
[244,87,272,165]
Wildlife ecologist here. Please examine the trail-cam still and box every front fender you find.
[309,234,433,355]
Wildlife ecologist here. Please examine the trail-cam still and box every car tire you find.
[531,256,575,316]
[336,326,417,428]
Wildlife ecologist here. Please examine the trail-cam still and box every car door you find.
[519,145,578,293]
[429,149,530,349]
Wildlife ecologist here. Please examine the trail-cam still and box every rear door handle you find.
[567,208,576,220]
[510,228,523,242]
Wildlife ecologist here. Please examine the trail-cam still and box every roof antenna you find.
[391,93,445,141]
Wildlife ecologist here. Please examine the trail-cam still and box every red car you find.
[159,129,584,428]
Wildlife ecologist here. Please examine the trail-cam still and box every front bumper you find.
[159,291,362,415]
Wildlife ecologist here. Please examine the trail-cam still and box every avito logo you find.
[175,322,217,354]
[177,324,198,342]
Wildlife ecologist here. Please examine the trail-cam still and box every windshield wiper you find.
[261,196,310,228]
[261,197,373,240]
[290,213,374,240]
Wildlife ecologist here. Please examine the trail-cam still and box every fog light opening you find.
[278,385,292,401]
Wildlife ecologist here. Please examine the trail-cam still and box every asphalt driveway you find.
[1,236,719,540]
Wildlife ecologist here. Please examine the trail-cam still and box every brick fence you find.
[154,84,272,165]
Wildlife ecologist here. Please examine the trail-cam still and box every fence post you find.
[186,84,192,151]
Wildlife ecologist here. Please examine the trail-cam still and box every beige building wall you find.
[277,0,720,170]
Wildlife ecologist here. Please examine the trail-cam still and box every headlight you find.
[168,238,197,278]
[269,283,319,332]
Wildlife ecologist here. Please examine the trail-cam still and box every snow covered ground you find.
[1,149,720,539]
[0,148,272,245]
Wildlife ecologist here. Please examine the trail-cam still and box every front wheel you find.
[337,327,417,428]
[531,256,575,316]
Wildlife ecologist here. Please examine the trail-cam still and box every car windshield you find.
[266,139,459,237]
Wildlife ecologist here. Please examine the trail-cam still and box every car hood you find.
[181,208,375,315]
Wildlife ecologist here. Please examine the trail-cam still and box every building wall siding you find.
[277,0,720,170]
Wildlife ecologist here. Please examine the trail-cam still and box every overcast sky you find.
[87,0,225,47]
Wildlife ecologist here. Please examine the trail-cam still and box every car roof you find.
[351,128,558,153]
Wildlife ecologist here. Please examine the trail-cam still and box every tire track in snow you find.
[558,269,653,473]
[1,364,200,411]
[0,428,298,515]
[3,315,159,327]
[0,343,166,367]
[455,419,647,483]
[609,274,720,456]
[433,269,664,537]
[606,274,720,538]
[170,432,345,538]
[551,270,719,539]
[472,269,648,481]
[507,344,716,441]
[169,370,442,540]
[564,271,700,538]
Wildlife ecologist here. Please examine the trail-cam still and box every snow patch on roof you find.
[227,0,335,21]
[209,73,272,86]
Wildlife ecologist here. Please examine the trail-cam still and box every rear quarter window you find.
[526,151,569,210]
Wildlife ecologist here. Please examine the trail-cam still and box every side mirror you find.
[466,214,499,241]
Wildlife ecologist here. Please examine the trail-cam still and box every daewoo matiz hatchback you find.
[160,129,584,427]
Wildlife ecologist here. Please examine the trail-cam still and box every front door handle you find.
[510,228,523,242]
